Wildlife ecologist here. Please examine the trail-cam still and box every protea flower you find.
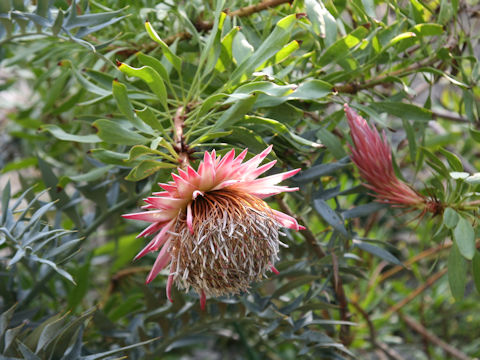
[344,104,440,213]
[123,146,303,309]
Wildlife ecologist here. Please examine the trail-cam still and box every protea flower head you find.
[123,146,303,309]
[344,103,440,213]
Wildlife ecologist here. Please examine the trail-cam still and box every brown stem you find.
[351,301,407,360]
[385,269,447,315]
[399,313,472,360]
[335,59,437,94]
[331,252,352,345]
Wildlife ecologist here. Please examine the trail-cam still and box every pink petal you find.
[272,209,301,230]
[122,210,174,223]
[144,196,185,210]
[146,239,172,284]
[245,160,277,180]
[136,221,166,238]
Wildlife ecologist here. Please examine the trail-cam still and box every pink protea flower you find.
[122,146,303,308]
[344,103,440,213]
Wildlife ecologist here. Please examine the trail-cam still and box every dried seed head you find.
[169,189,282,296]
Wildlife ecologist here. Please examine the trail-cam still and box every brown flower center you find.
[169,188,282,297]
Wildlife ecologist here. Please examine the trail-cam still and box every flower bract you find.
[123,146,303,309]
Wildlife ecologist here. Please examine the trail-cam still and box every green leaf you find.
[412,23,444,36]
[213,94,257,130]
[135,106,164,132]
[453,217,475,260]
[316,128,346,159]
[0,304,17,338]
[439,148,463,172]
[82,338,159,360]
[443,208,459,229]
[112,80,151,132]
[448,242,467,301]
[216,26,240,72]
[318,26,368,67]
[313,199,348,237]
[470,128,480,143]
[125,160,176,181]
[272,275,323,297]
[41,124,101,143]
[35,312,68,353]
[144,20,182,73]
[287,80,332,100]
[353,239,402,265]
[90,149,129,165]
[117,63,168,111]
[92,119,148,145]
[126,145,176,163]
[371,102,432,121]
[473,252,480,295]
[67,165,114,183]
[305,0,337,46]
[228,13,298,86]
[136,52,169,82]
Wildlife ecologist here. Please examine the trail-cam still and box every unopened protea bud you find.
[123,146,303,309]
[344,104,441,214]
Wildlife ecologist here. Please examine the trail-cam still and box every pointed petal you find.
[272,209,301,230]
[144,196,186,210]
[122,210,175,223]
[136,221,165,238]
[245,160,277,180]
[146,239,172,284]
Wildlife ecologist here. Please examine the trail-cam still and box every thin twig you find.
[351,301,407,360]
[386,268,447,315]
[399,313,472,360]
[335,59,436,94]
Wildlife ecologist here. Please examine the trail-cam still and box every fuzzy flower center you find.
[169,188,283,297]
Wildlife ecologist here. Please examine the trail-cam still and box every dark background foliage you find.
[0,0,479,359]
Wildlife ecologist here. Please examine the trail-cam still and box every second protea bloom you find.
[123,146,302,308]
[344,104,433,209]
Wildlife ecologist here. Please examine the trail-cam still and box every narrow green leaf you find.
[454,217,475,260]
[213,94,257,130]
[443,208,459,229]
[144,20,182,73]
[135,106,164,132]
[90,149,129,165]
[117,63,168,111]
[439,148,463,172]
[136,52,169,81]
[473,252,480,295]
[412,23,444,36]
[125,160,176,181]
[41,124,101,143]
[316,128,346,159]
[353,239,402,265]
[112,80,151,132]
[318,26,368,67]
[448,243,467,301]
[93,119,148,145]
[313,199,349,237]
[372,102,432,121]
